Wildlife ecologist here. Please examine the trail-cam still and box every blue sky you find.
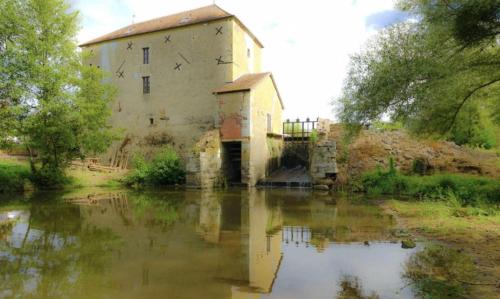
[72,0,406,120]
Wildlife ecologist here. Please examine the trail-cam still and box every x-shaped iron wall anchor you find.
[215,56,231,65]
[164,35,171,43]
[127,42,133,50]
[215,26,223,35]
[174,63,182,71]
[116,60,126,78]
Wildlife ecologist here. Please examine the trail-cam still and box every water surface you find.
[0,189,418,299]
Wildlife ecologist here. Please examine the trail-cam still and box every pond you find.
[0,189,420,299]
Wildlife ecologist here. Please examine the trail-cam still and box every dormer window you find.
[143,47,149,64]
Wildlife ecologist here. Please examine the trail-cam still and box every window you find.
[267,113,272,133]
[143,47,149,64]
[142,76,150,94]
[247,48,251,58]
[149,118,154,125]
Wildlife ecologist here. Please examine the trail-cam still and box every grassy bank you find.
[358,161,500,206]
[384,200,500,298]
[0,160,31,193]
[0,158,127,193]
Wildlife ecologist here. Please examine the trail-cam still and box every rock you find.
[314,178,335,186]
[391,229,410,238]
[313,184,330,191]
[401,239,416,249]
[363,241,370,246]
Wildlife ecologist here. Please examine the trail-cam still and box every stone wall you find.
[309,119,337,189]
[186,130,223,188]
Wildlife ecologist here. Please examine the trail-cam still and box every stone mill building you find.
[80,5,285,188]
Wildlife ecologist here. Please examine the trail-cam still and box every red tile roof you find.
[214,73,284,109]
[80,5,263,48]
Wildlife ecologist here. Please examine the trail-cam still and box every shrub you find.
[309,129,319,144]
[124,147,185,187]
[0,161,31,193]
[30,166,69,190]
[147,149,185,185]
[360,158,500,205]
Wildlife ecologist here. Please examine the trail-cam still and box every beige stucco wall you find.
[82,17,282,187]
[248,77,284,185]
[82,18,236,165]
[231,21,263,78]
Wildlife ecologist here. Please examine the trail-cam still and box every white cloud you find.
[74,0,397,121]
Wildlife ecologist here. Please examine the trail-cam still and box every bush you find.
[30,166,69,190]
[124,147,185,187]
[0,161,31,193]
[360,159,500,205]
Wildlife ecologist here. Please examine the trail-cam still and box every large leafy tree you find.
[337,0,499,144]
[0,0,117,187]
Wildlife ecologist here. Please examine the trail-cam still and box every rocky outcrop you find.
[329,125,500,184]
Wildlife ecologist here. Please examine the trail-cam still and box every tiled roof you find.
[80,5,262,47]
[214,73,284,109]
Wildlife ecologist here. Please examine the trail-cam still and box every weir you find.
[258,118,337,188]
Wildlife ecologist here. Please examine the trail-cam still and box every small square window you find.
[143,47,149,64]
[142,76,150,94]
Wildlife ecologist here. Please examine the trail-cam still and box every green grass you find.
[0,160,31,193]
[358,161,500,206]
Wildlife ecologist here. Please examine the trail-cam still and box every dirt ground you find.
[382,200,500,298]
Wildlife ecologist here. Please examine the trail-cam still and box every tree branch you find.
[446,78,500,132]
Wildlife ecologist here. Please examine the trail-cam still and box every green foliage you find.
[0,0,117,189]
[372,121,404,132]
[0,161,30,193]
[404,244,476,298]
[449,102,497,148]
[360,159,500,205]
[337,0,499,146]
[309,129,319,144]
[30,165,69,189]
[283,122,303,135]
[398,0,500,47]
[124,147,185,187]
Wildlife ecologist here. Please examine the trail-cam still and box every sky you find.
[72,0,406,121]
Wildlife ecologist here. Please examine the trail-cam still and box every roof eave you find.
[213,88,251,95]
[79,15,234,47]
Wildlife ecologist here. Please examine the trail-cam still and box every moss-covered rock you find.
[401,239,416,249]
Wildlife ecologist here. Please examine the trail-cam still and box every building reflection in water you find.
[0,189,413,299]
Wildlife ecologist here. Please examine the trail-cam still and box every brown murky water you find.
[0,189,418,299]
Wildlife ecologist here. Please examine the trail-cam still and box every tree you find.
[0,0,117,188]
[337,0,499,145]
